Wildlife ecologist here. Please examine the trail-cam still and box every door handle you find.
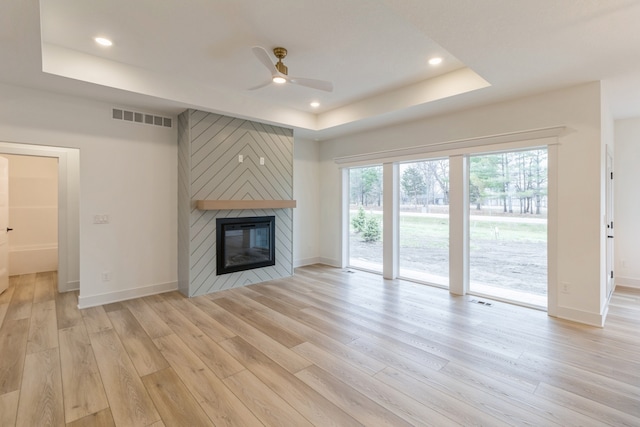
[6,228,12,232]
[607,235,614,238]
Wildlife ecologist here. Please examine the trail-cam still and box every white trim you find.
[467,291,546,312]
[547,143,559,316]
[77,281,178,309]
[340,168,349,268]
[382,162,399,279]
[294,257,322,268]
[319,257,341,267]
[449,155,468,296]
[398,275,449,290]
[554,305,606,328]
[9,243,58,251]
[0,141,80,294]
[616,276,640,289]
[334,126,565,167]
[8,246,58,276]
[344,265,383,275]
[63,280,79,292]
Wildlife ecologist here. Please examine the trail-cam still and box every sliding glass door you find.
[343,146,549,309]
[468,149,548,307]
[398,159,449,287]
[348,166,383,272]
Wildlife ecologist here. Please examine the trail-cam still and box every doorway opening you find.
[1,154,59,281]
[0,141,79,294]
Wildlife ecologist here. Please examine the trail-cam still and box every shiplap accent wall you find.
[178,109,294,296]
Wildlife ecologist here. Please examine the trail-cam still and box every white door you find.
[0,156,9,294]
[606,148,614,298]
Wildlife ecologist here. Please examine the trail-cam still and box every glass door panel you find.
[398,159,449,287]
[468,149,547,307]
[348,166,383,272]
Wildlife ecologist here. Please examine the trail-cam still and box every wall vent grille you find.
[112,108,172,128]
[470,299,493,306]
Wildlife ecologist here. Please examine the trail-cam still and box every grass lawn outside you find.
[349,209,548,300]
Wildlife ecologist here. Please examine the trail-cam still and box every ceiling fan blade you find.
[288,76,334,92]
[248,80,273,91]
[252,46,277,74]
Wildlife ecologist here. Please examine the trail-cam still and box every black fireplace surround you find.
[216,216,276,275]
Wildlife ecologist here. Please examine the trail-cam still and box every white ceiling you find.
[2,0,640,140]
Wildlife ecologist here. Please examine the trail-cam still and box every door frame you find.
[0,156,8,294]
[0,141,80,293]
[606,145,615,298]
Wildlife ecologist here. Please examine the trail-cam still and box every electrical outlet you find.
[93,214,110,224]
[260,157,265,165]
[238,154,243,163]
[101,271,111,282]
[560,282,570,294]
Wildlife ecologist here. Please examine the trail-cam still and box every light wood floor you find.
[0,267,639,426]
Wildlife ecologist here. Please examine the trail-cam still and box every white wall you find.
[614,117,640,288]
[318,82,607,326]
[0,79,613,324]
[0,83,178,307]
[3,154,58,275]
[293,137,321,266]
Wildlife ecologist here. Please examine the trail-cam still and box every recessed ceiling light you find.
[272,76,286,84]
[94,37,113,47]
[428,57,443,65]
[310,101,320,108]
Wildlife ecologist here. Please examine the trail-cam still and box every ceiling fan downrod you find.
[273,47,288,75]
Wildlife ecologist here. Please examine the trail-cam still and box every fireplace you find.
[216,216,276,275]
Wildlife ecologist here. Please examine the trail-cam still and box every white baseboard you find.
[319,257,341,268]
[61,280,79,293]
[554,305,606,327]
[77,281,178,309]
[615,276,640,289]
[294,257,321,268]
[9,246,58,276]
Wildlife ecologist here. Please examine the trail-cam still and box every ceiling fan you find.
[250,46,333,92]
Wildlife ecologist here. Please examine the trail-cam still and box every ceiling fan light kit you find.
[251,46,333,92]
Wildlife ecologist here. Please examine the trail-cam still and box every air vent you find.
[112,108,172,128]
[470,299,493,306]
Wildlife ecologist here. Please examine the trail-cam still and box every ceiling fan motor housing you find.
[250,45,332,92]
[273,47,288,75]
[275,61,288,75]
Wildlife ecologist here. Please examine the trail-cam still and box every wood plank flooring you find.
[0,267,639,426]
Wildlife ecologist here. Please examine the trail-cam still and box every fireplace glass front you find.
[216,216,275,275]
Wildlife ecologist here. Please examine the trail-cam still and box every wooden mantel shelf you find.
[196,200,297,210]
